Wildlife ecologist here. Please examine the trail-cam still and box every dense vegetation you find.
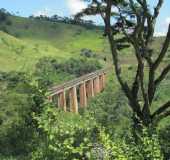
[1,71,168,159]
[0,8,170,160]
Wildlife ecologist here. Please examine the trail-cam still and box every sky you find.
[0,0,170,36]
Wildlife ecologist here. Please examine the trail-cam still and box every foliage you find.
[159,125,170,159]
[34,57,102,90]
[34,57,74,91]
[59,57,102,76]
[93,128,163,160]
[30,14,101,30]
[0,72,44,156]
[0,8,12,33]
[0,7,169,160]
[31,105,163,160]
[0,9,8,23]
[80,48,96,58]
[126,128,163,160]
[85,76,132,137]
[31,106,98,160]
[79,0,170,128]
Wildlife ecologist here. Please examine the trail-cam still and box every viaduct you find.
[48,67,111,114]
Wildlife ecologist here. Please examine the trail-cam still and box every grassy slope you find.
[0,15,109,73]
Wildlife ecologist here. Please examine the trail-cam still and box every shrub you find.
[0,25,9,33]
[34,57,75,91]
[32,106,99,160]
[0,72,44,156]
[13,32,20,38]
[159,125,170,159]
[34,57,102,90]
[80,48,96,58]
[32,105,163,160]
[60,57,102,76]
[5,20,12,26]
[0,10,8,22]
[85,76,132,138]
[126,128,163,160]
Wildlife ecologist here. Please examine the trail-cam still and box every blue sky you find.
[1,0,170,36]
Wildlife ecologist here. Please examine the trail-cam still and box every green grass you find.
[0,15,109,73]
[1,15,169,73]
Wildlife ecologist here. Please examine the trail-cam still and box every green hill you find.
[0,15,109,73]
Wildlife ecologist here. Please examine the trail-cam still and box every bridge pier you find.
[58,91,67,112]
[99,73,106,91]
[99,75,103,91]
[86,79,94,98]
[102,73,106,89]
[69,86,78,114]
[93,76,100,95]
[79,82,87,108]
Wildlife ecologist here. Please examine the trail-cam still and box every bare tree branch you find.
[153,24,170,70]
[152,101,170,118]
[153,0,164,19]
[155,64,170,86]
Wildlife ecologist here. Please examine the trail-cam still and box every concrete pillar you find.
[58,91,67,112]
[48,96,53,102]
[86,79,94,98]
[99,75,103,91]
[93,76,100,95]
[69,86,78,114]
[102,73,106,89]
[79,82,87,107]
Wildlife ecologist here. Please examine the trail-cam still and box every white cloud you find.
[154,32,166,37]
[33,8,57,17]
[67,0,87,15]
[165,17,170,25]
[154,16,170,37]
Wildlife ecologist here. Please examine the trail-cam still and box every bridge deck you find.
[48,66,112,96]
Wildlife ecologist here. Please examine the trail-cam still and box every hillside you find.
[0,5,170,160]
[1,15,169,73]
[0,15,110,73]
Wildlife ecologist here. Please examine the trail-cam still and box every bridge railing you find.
[48,66,112,113]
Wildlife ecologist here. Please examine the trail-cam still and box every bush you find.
[34,57,102,90]
[80,48,96,58]
[127,128,163,160]
[32,106,99,160]
[31,106,129,160]
[0,25,9,33]
[0,72,44,157]
[0,10,8,22]
[159,125,170,159]
[5,19,12,26]
[34,57,75,90]
[60,57,102,76]
[85,76,132,138]
[32,105,163,160]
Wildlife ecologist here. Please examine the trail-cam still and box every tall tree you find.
[76,0,170,129]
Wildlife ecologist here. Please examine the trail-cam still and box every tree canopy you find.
[76,0,170,128]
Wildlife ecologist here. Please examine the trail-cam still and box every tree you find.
[0,8,8,22]
[76,0,170,129]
